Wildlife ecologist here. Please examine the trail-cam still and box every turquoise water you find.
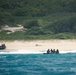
[0,53,76,75]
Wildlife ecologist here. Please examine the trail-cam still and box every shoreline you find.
[0,40,76,51]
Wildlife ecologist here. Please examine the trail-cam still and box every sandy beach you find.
[0,40,76,51]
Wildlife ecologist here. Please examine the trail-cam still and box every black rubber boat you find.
[43,49,59,54]
[0,44,6,50]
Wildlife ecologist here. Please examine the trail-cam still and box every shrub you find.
[25,27,45,35]
[55,33,72,39]
[24,20,40,29]
[46,17,76,33]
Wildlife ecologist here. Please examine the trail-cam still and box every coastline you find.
[0,40,76,51]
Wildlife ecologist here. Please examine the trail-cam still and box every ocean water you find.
[0,50,76,75]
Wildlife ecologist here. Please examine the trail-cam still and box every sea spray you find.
[0,50,46,54]
[0,49,76,54]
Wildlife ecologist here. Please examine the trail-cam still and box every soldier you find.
[56,49,59,54]
[51,49,53,53]
[47,49,50,54]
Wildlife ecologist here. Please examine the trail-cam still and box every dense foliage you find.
[46,17,76,33]
[0,0,76,39]
[0,0,76,25]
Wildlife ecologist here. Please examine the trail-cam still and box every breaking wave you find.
[0,49,76,54]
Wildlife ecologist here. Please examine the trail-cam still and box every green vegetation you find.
[0,0,76,40]
[45,16,76,33]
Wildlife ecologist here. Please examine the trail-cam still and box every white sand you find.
[0,40,76,51]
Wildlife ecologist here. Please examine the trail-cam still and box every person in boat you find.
[47,49,50,54]
[53,49,55,53]
[51,49,55,53]
[51,49,53,53]
[56,49,59,54]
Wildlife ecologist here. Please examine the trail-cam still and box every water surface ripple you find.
[0,53,76,75]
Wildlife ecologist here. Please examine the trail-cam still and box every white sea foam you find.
[0,50,76,54]
[60,50,76,54]
[0,50,46,54]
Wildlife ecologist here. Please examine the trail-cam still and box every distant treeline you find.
[0,0,76,25]
[0,0,76,16]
